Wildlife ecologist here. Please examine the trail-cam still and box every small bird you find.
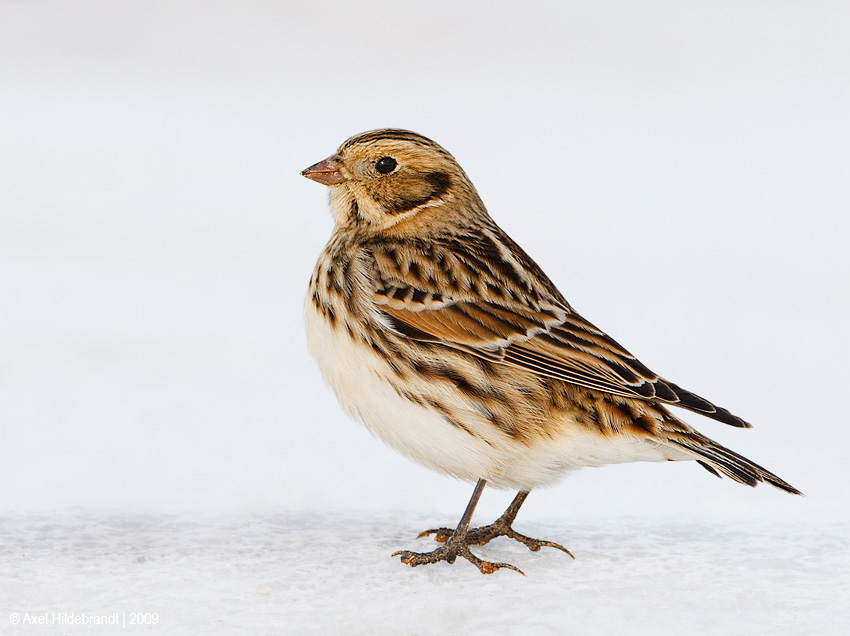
[301,129,800,574]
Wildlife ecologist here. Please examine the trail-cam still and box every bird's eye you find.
[375,157,397,174]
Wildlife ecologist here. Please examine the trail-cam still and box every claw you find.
[466,553,525,576]
[504,528,575,559]
[416,527,453,542]
[393,541,524,575]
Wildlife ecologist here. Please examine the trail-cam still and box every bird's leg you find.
[393,479,523,574]
[419,490,574,558]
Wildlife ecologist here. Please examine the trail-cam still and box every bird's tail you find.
[659,426,801,495]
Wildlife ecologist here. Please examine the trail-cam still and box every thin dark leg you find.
[496,490,530,526]
[453,478,486,536]
[419,489,573,558]
[393,479,524,574]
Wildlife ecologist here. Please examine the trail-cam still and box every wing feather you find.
[368,230,750,428]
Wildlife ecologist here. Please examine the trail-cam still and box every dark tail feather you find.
[667,431,801,495]
[660,380,752,429]
[696,460,721,479]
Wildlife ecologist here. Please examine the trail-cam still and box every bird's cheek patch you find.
[382,171,452,215]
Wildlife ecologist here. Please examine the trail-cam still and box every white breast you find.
[304,295,507,483]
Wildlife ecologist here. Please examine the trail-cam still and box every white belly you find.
[304,297,682,490]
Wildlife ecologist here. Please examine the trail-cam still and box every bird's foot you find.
[418,519,574,558]
[394,530,524,575]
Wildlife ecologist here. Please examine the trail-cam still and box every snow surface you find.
[4,512,849,635]
[2,1,850,634]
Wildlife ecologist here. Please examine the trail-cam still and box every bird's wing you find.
[368,231,750,428]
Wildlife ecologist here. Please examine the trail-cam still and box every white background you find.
[2,1,848,634]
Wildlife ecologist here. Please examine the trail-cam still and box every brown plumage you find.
[302,128,800,574]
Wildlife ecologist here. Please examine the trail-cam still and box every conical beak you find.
[301,156,346,186]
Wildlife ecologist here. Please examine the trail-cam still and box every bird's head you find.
[301,129,484,235]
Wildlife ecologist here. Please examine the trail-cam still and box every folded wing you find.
[369,230,750,428]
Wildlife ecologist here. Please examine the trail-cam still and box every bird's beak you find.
[301,156,346,186]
